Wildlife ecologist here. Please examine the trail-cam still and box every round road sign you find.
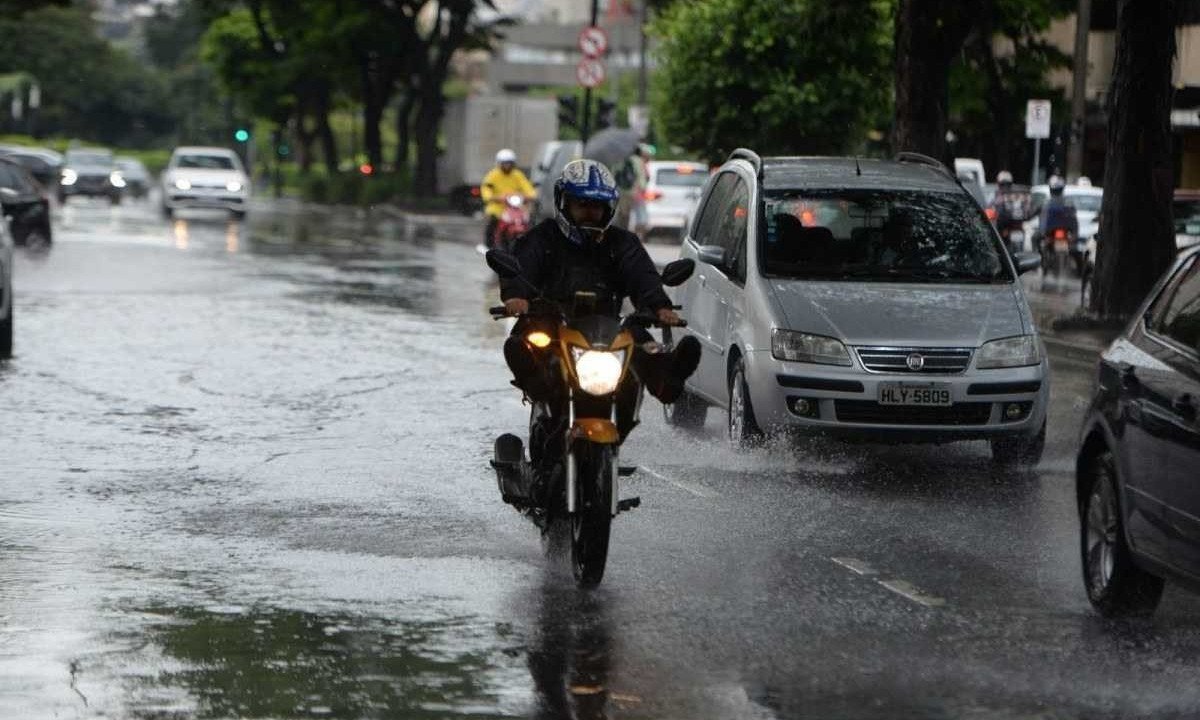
[578,26,609,58]
[576,58,606,89]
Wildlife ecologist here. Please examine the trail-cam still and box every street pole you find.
[1066,0,1092,182]
[1031,138,1041,186]
[580,0,600,146]
[637,0,648,105]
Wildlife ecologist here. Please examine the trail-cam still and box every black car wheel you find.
[991,418,1045,466]
[728,357,763,448]
[1080,451,1164,617]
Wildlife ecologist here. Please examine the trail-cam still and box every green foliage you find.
[650,0,893,163]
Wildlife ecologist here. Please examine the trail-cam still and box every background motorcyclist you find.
[1037,175,1079,252]
[499,159,701,425]
[480,148,536,247]
[990,170,1031,251]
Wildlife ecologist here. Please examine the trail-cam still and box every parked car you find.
[160,146,250,219]
[0,145,62,190]
[1076,244,1200,617]
[115,156,152,199]
[668,150,1048,464]
[642,160,710,241]
[0,158,52,247]
[0,214,12,358]
[59,147,123,205]
[1025,180,1102,274]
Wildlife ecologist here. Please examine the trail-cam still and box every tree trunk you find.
[1091,0,1178,318]
[413,91,444,197]
[892,0,982,161]
[395,91,415,173]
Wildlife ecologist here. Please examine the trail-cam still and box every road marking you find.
[830,556,879,576]
[639,465,718,498]
[877,579,947,608]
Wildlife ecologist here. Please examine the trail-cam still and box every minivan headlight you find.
[976,335,1041,369]
[771,329,851,366]
[570,347,626,396]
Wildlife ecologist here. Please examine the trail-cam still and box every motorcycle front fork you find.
[564,388,623,517]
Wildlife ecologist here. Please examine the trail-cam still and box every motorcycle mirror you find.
[485,249,523,279]
[660,258,695,287]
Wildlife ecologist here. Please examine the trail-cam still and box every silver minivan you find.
[669,151,1049,465]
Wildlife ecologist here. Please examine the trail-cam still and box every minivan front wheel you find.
[728,357,762,447]
[1080,451,1164,617]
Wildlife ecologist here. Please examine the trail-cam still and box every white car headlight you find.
[174,178,192,191]
[226,180,244,193]
[571,347,626,396]
[976,335,1041,369]
[109,171,126,188]
[771,329,851,365]
[61,169,77,186]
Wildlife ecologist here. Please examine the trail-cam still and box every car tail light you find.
[644,189,662,201]
[985,207,997,222]
[470,186,481,197]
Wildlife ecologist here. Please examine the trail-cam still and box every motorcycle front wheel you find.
[570,441,614,587]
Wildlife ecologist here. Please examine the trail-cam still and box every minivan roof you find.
[756,156,962,194]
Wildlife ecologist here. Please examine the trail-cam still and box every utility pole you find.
[1066,0,1092,182]
[637,0,648,105]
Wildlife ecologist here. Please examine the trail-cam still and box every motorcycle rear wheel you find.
[570,442,614,587]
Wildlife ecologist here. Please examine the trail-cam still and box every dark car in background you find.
[0,157,52,247]
[1076,244,1200,617]
[0,145,62,190]
[59,147,124,205]
[115,156,152,199]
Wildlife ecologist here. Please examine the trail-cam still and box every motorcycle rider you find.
[480,149,536,248]
[990,170,1031,252]
[499,159,701,438]
[1036,175,1078,254]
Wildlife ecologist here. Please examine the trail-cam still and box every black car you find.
[0,158,52,247]
[59,147,123,205]
[1077,244,1200,617]
[0,146,62,190]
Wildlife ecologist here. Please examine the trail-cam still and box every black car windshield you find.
[762,189,1010,283]
[177,154,236,170]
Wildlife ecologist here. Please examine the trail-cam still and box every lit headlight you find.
[976,335,1041,369]
[174,178,192,191]
[771,329,851,365]
[571,347,626,396]
[226,180,243,193]
[507,195,523,208]
[61,169,77,186]
[109,171,126,188]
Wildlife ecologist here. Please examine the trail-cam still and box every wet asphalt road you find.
[3,197,1200,719]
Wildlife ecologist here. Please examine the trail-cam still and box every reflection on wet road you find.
[4,198,1200,718]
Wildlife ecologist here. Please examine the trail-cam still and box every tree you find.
[1090,0,1179,318]
[892,0,986,160]
[650,0,893,164]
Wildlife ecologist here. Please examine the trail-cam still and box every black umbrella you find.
[582,128,642,173]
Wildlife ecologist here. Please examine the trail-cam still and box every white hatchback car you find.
[642,161,709,240]
[161,146,250,219]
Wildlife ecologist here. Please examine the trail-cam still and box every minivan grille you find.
[854,346,973,374]
[834,400,992,425]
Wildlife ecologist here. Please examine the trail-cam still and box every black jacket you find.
[500,219,671,315]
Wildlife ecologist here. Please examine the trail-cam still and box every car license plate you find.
[878,383,952,406]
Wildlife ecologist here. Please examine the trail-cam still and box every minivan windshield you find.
[762,189,1010,283]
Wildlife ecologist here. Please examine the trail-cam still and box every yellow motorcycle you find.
[486,249,694,586]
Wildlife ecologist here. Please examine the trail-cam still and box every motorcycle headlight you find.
[507,195,523,208]
[771,329,851,365]
[571,347,626,396]
[976,335,1041,369]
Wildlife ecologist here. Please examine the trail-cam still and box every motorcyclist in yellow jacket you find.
[480,148,536,247]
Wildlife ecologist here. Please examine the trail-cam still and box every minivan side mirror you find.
[696,244,727,269]
[1014,251,1041,275]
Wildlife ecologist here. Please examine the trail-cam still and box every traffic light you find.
[595,99,617,131]
[557,94,580,130]
[234,128,250,143]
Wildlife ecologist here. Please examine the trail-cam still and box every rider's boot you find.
[492,433,532,506]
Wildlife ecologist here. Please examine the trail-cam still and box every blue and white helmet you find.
[554,158,619,244]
